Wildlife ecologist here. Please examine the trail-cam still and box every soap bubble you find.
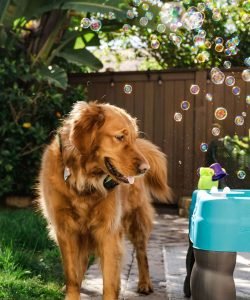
[200,143,208,152]
[205,93,213,101]
[127,10,135,19]
[157,23,166,33]
[225,48,232,56]
[122,24,131,32]
[124,84,133,94]
[244,57,250,67]
[133,0,141,6]
[234,115,244,126]
[151,39,160,49]
[215,37,223,44]
[242,69,250,81]
[174,112,183,122]
[160,2,184,25]
[223,187,231,193]
[197,29,206,37]
[223,61,231,69]
[242,111,247,117]
[80,18,91,28]
[180,101,190,110]
[197,3,206,12]
[193,35,205,46]
[190,84,200,94]
[145,11,154,20]
[205,40,212,48]
[210,68,225,84]
[215,44,224,52]
[212,127,220,136]
[212,12,222,21]
[140,17,148,26]
[142,3,149,10]
[182,7,204,30]
[237,170,246,180]
[232,86,241,95]
[246,95,250,104]
[225,76,235,86]
[90,19,102,31]
[214,107,227,120]
[196,52,207,63]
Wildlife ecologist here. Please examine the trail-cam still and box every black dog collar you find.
[103,176,119,190]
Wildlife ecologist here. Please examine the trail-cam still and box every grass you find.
[0,208,64,300]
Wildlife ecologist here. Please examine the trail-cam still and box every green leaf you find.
[26,0,127,20]
[37,65,68,90]
[55,48,103,70]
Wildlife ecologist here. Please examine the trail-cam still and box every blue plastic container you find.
[189,189,250,252]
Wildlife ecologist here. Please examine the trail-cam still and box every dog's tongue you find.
[127,176,135,184]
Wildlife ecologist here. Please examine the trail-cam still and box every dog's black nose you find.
[138,162,150,174]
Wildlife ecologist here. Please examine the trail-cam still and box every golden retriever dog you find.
[37,101,172,300]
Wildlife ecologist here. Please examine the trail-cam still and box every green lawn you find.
[0,208,64,300]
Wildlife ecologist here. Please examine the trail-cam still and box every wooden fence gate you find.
[69,69,249,201]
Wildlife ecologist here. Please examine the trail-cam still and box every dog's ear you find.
[70,103,105,153]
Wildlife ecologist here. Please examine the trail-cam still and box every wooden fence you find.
[69,69,249,201]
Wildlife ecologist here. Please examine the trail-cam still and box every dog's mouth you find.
[104,157,135,184]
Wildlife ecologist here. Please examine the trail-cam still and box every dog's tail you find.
[136,138,174,203]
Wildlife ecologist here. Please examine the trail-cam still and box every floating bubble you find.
[108,12,116,20]
[225,48,232,56]
[193,35,205,46]
[210,68,225,84]
[172,35,182,47]
[205,40,212,48]
[212,127,220,136]
[200,143,208,152]
[198,29,206,38]
[212,12,222,21]
[196,53,206,63]
[150,34,158,40]
[214,107,227,120]
[151,39,160,49]
[197,3,206,12]
[182,7,204,30]
[124,84,133,94]
[127,10,135,19]
[174,112,183,122]
[205,93,213,101]
[190,84,200,95]
[142,3,149,11]
[139,17,148,26]
[157,23,166,33]
[244,57,250,67]
[180,101,190,110]
[80,18,91,28]
[122,24,131,32]
[133,0,141,6]
[234,115,244,126]
[215,37,223,44]
[242,111,247,117]
[242,14,250,23]
[215,43,224,52]
[242,69,250,82]
[145,11,154,20]
[160,2,184,25]
[246,95,250,104]
[90,19,102,31]
[237,170,246,180]
[223,61,231,69]
[232,86,241,95]
[225,76,235,86]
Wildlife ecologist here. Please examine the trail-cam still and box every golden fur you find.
[37,101,172,300]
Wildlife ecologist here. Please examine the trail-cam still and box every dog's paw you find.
[137,281,154,295]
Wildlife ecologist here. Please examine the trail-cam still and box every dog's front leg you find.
[97,230,123,300]
[57,229,84,300]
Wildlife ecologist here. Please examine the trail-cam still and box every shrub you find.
[0,39,85,199]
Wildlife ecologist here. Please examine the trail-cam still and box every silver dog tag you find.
[64,167,71,181]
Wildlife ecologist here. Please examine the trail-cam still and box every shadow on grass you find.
[0,208,64,300]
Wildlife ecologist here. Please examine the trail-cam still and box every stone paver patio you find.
[80,208,250,299]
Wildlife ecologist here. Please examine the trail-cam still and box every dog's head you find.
[69,101,149,184]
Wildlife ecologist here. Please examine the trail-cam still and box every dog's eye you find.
[115,135,124,141]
